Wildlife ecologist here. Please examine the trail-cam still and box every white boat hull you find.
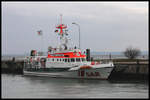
[23,66,113,79]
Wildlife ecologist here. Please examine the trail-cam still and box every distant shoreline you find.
[2,51,148,57]
[2,55,148,61]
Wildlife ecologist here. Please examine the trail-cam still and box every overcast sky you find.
[2,2,148,55]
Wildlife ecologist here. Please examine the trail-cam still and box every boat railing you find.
[88,60,113,65]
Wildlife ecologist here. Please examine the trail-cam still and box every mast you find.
[60,14,62,25]
[55,14,68,50]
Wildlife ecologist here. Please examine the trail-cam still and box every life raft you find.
[80,65,92,69]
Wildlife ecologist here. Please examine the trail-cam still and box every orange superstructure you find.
[47,52,86,58]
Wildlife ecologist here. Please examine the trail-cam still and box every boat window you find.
[65,58,67,62]
[52,58,54,61]
[81,58,85,62]
[63,59,65,62]
[57,59,59,61]
[68,58,70,62]
[76,58,80,62]
[60,59,61,61]
[64,55,69,57]
[71,58,75,62]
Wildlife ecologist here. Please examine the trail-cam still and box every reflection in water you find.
[2,74,148,98]
[25,75,110,84]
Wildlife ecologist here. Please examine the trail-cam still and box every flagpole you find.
[42,33,44,55]
[41,34,42,54]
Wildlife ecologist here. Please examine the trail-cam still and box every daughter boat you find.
[23,16,114,79]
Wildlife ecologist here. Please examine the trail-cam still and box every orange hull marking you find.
[80,65,92,69]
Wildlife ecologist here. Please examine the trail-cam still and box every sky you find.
[2,1,149,55]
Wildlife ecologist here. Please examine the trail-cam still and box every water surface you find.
[2,74,148,98]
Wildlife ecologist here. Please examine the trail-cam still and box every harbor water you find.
[2,74,149,98]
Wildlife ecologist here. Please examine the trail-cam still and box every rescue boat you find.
[23,15,114,79]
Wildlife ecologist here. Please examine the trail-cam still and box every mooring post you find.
[12,57,15,62]
[86,49,90,61]
[136,59,140,74]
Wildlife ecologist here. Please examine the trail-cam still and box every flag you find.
[55,30,58,32]
[37,30,42,35]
